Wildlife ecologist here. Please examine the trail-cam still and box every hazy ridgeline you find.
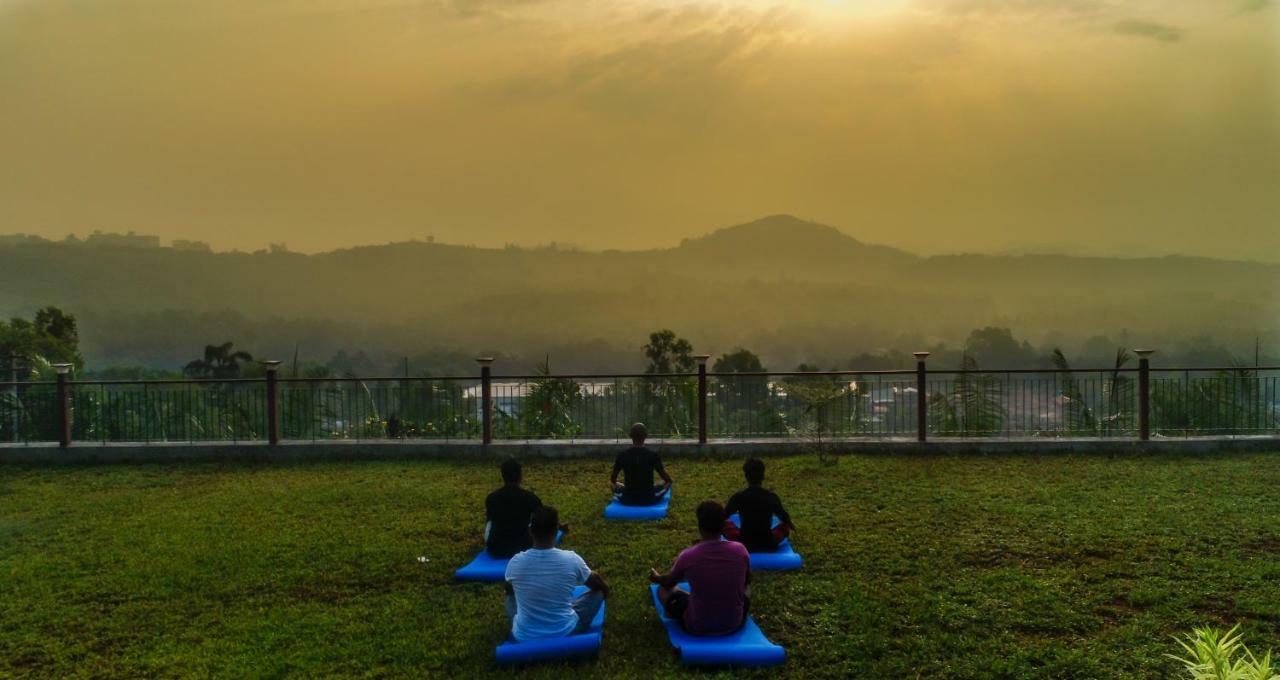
[3,216,1277,375]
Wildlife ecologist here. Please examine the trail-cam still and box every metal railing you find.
[1,355,1278,446]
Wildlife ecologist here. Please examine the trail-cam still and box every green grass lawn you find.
[2,451,1279,678]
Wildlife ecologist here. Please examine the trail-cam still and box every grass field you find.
[2,451,1279,678]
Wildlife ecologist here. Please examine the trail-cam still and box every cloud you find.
[466,4,799,121]
[1113,19,1183,42]
[921,0,1104,19]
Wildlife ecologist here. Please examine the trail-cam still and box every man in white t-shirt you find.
[504,505,610,641]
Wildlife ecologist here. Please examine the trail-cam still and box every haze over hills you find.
[2,215,1277,373]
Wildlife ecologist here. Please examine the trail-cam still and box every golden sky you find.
[1,0,1277,258]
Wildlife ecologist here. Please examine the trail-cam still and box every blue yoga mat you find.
[604,487,671,520]
[454,531,563,582]
[649,583,785,667]
[727,513,802,571]
[495,585,606,664]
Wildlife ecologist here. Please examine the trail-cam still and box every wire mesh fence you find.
[0,382,59,443]
[1,367,1276,446]
[278,378,479,441]
[68,380,267,443]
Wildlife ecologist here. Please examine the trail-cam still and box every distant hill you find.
[670,215,917,275]
[1,215,1277,369]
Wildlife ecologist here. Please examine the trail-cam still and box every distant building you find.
[171,239,212,253]
[82,231,161,249]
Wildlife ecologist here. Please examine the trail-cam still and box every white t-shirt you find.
[504,547,591,641]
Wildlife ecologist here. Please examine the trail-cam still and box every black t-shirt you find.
[725,486,791,552]
[485,484,542,558]
[612,446,666,505]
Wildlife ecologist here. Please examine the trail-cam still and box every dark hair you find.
[630,422,648,444]
[501,458,522,484]
[696,500,724,536]
[743,458,765,485]
[530,506,559,541]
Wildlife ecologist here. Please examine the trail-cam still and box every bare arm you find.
[647,565,680,589]
[586,571,611,598]
[656,459,673,487]
[610,458,623,490]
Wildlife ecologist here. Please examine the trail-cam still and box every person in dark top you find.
[723,458,795,553]
[485,459,544,558]
[650,500,750,636]
[611,422,673,506]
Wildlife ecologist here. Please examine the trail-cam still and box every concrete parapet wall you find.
[1,436,1276,465]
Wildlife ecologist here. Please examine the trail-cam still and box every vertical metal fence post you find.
[694,354,710,444]
[914,352,930,442]
[1135,349,1153,441]
[477,357,494,444]
[53,363,73,447]
[7,354,18,443]
[262,360,281,446]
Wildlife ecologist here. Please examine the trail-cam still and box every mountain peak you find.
[676,215,915,263]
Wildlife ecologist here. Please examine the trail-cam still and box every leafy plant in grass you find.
[1169,625,1278,680]
[783,369,851,465]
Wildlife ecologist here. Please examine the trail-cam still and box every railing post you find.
[7,353,18,443]
[694,355,710,444]
[53,363,73,448]
[477,357,494,445]
[1135,349,1153,441]
[914,352,930,442]
[262,360,281,446]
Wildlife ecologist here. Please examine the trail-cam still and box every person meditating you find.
[485,459,545,558]
[611,422,673,506]
[724,458,795,553]
[504,506,610,641]
[649,501,751,636]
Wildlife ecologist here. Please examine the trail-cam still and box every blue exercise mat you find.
[649,583,785,667]
[495,585,606,664]
[454,531,563,582]
[604,487,671,520]
[727,513,802,571]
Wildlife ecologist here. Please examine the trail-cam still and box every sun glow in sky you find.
[0,0,1277,258]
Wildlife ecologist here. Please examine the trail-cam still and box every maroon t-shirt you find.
[671,539,750,635]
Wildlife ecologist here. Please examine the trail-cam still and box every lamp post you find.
[52,363,73,448]
[477,357,494,445]
[913,352,930,442]
[694,354,711,444]
[261,360,282,446]
[4,353,17,443]
[1134,349,1154,441]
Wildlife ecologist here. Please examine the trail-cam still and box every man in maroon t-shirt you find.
[649,500,751,635]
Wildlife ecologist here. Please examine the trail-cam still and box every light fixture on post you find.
[912,352,930,443]
[1133,349,1155,442]
[52,363,73,447]
[260,360,282,446]
[693,355,711,445]
[476,357,495,445]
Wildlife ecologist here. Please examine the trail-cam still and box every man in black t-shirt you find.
[610,423,673,506]
[485,459,543,558]
[723,458,795,553]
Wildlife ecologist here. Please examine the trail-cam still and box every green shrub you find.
[1170,625,1278,680]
